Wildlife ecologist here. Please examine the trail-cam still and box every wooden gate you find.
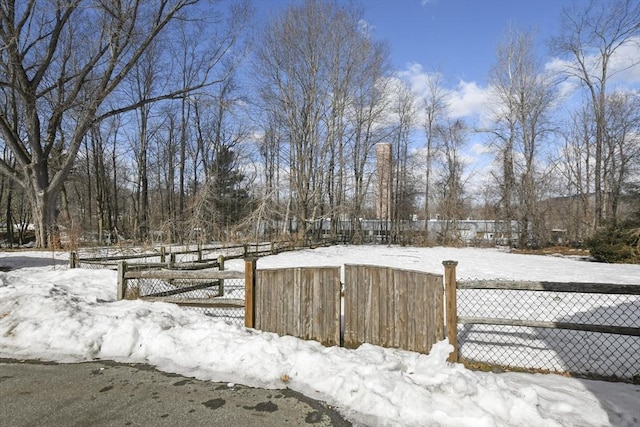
[253,266,341,346]
[343,264,444,354]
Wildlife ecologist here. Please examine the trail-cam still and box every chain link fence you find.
[456,280,640,381]
[69,247,247,325]
[77,260,118,270]
[124,275,246,326]
[79,259,164,270]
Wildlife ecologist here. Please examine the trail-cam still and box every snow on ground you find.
[232,245,640,284]
[0,246,639,427]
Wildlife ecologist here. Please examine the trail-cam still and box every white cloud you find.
[544,36,640,95]
[470,142,492,156]
[396,63,447,102]
[447,80,492,119]
[398,37,640,135]
[358,19,374,38]
[398,63,493,123]
[606,37,640,86]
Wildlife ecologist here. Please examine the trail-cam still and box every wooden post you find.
[69,251,77,269]
[218,255,225,296]
[117,262,128,300]
[160,246,166,263]
[243,244,248,258]
[197,243,202,262]
[443,260,459,362]
[168,253,176,269]
[244,258,257,328]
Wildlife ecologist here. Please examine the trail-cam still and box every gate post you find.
[244,258,257,328]
[218,255,225,296]
[117,261,128,300]
[443,260,459,362]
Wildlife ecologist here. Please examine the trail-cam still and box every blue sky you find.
[250,0,594,123]
[360,0,574,85]
[253,0,576,86]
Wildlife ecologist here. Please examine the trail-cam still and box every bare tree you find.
[127,40,161,242]
[89,124,112,244]
[489,26,556,246]
[422,73,448,242]
[255,0,327,236]
[558,105,595,242]
[551,0,640,228]
[187,72,252,241]
[390,79,416,242]
[254,112,286,239]
[603,91,640,224]
[434,119,468,245]
[254,0,390,242]
[0,0,249,247]
[345,40,390,243]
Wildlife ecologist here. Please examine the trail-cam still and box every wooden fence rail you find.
[456,280,640,295]
[71,240,321,269]
[75,243,222,264]
[117,262,246,310]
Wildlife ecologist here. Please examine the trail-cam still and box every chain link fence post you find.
[443,260,459,362]
[69,251,78,269]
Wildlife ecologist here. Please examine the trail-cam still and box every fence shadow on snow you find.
[453,278,640,382]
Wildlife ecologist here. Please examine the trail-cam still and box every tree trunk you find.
[28,186,59,249]
[5,182,14,248]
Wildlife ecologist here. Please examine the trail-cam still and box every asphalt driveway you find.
[0,359,352,427]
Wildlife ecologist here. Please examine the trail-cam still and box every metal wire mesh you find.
[457,281,640,380]
[78,259,164,270]
[126,277,246,326]
[78,260,119,270]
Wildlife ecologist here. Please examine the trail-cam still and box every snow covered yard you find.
[1,246,639,426]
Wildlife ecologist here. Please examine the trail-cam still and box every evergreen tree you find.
[210,146,252,229]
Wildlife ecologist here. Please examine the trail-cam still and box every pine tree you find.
[210,146,252,229]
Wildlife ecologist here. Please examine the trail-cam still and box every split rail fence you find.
[70,240,327,270]
[116,261,246,325]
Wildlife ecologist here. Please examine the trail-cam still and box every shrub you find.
[586,222,640,264]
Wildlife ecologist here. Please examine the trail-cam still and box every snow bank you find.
[1,248,639,426]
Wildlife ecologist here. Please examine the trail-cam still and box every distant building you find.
[376,143,392,220]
